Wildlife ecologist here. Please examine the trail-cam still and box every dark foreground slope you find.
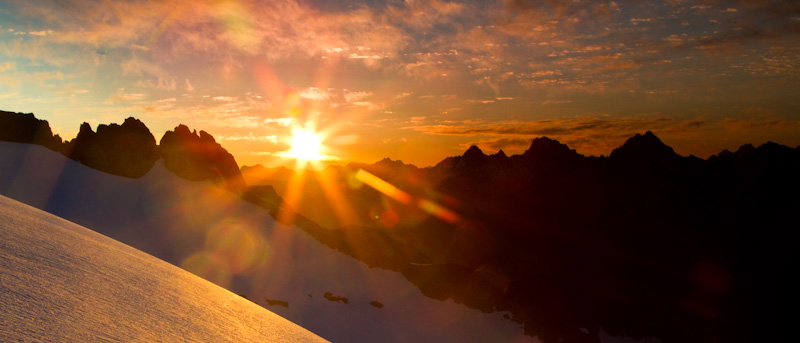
[0,195,326,343]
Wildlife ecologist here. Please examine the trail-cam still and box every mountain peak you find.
[160,125,245,191]
[609,131,680,163]
[376,157,404,166]
[463,145,486,158]
[523,137,579,160]
[736,143,756,156]
[67,117,158,178]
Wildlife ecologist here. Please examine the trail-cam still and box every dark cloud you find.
[411,117,685,137]
[463,137,532,152]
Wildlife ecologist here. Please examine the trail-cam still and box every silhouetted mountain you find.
[0,110,63,152]
[430,145,515,183]
[348,158,423,184]
[241,164,295,185]
[159,125,246,192]
[711,143,756,159]
[65,118,159,178]
[609,130,682,168]
[490,149,508,159]
[242,132,798,343]
[0,112,250,189]
[521,136,581,161]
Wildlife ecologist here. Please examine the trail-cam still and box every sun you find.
[287,127,324,161]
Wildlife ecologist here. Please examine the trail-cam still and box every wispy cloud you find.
[408,117,699,137]
[298,87,333,101]
[0,61,15,72]
[105,89,146,103]
[344,91,372,103]
[216,133,279,144]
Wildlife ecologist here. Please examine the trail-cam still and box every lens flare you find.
[355,168,461,224]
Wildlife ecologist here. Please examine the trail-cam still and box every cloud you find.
[120,57,169,78]
[409,117,675,136]
[0,61,16,72]
[9,0,798,93]
[344,91,372,103]
[350,101,381,110]
[298,87,333,101]
[216,134,279,144]
[106,89,145,103]
[150,77,177,90]
[28,30,53,36]
[462,137,533,152]
[541,100,572,105]
[263,118,294,126]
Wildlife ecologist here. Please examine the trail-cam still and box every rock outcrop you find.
[65,118,159,178]
[0,110,63,152]
[159,125,246,192]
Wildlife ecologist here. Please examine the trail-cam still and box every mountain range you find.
[1,110,243,190]
[2,109,798,343]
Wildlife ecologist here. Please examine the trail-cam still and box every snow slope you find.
[0,194,326,342]
[0,141,535,343]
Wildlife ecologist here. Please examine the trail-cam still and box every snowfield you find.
[0,141,536,342]
[0,194,327,342]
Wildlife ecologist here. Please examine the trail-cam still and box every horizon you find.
[1,0,798,168]
[10,110,794,171]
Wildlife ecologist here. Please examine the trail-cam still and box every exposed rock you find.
[264,298,289,308]
[323,292,350,304]
[159,125,246,192]
[0,110,63,152]
[65,117,159,178]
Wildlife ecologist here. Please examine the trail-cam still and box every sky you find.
[1,0,799,168]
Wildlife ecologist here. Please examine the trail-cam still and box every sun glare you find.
[288,127,324,161]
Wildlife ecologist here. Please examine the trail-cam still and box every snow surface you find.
[0,194,327,342]
[0,142,537,343]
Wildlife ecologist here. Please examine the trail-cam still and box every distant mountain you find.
[348,157,421,179]
[609,131,679,162]
[241,164,295,184]
[521,136,581,161]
